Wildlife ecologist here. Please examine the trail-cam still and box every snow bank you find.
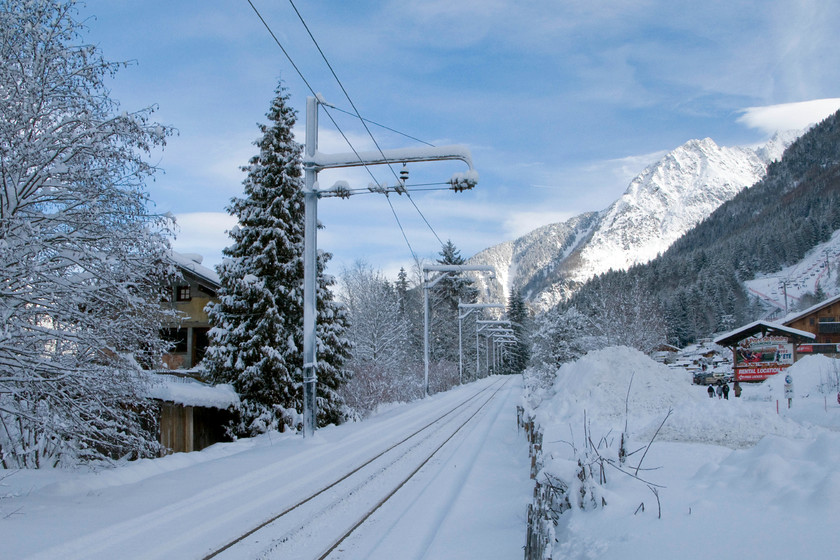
[532,346,828,451]
[525,346,840,560]
[703,431,840,510]
[536,346,694,422]
[27,432,286,499]
[763,354,840,398]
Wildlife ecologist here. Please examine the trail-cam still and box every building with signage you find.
[713,321,815,382]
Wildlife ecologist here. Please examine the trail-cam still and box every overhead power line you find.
[247,0,451,260]
[246,0,383,188]
[286,0,447,249]
[329,105,435,147]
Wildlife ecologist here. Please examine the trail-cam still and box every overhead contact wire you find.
[287,0,448,250]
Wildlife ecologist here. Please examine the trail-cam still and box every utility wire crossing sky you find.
[82,0,840,276]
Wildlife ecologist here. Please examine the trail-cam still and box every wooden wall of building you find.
[786,300,840,344]
[158,402,233,454]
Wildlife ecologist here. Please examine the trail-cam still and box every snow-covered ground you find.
[526,347,840,559]
[0,376,531,560]
[3,351,840,560]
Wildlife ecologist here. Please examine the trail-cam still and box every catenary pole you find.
[302,97,319,438]
[301,96,476,436]
[458,303,504,383]
[423,265,494,396]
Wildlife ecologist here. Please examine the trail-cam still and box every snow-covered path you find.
[1,375,531,560]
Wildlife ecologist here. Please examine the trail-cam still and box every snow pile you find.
[526,345,840,560]
[763,354,840,398]
[700,432,840,511]
[537,346,693,422]
[533,346,808,448]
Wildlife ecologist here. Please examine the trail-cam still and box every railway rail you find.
[203,377,512,560]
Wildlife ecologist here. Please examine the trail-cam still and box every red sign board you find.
[736,366,787,382]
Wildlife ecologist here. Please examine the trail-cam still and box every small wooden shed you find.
[148,373,240,454]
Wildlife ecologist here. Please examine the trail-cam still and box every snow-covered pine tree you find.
[204,82,350,434]
[504,288,531,374]
[429,241,478,363]
[397,266,425,372]
[0,0,176,467]
[314,254,353,426]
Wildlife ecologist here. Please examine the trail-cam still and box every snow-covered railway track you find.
[204,377,511,560]
[22,378,508,560]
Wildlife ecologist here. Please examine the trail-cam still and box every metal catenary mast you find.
[301,96,478,437]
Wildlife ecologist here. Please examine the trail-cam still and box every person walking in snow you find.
[734,381,742,398]
[715,381,723,399]
[721,382,730,400]
[708,384,715,398]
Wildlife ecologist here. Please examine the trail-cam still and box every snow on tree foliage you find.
[203,82,351,435]
[338,261,420,417]
[532,274,667,373]
[429,241,478,366]
[530,306,592,375]
[503,288,530,374]
[0,0,177,467]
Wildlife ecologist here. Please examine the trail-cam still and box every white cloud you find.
[737,98,840,134]
[171,212,237,268]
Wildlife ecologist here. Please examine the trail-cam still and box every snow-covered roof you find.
[147,373,239,409]
[781,293,840,325]
[168,250,220,288]
[713,320,815,347]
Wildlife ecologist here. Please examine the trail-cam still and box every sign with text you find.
[735,336,793,382]
[796,344,840,354]
[736,366,787,381]
[736,337,793,366]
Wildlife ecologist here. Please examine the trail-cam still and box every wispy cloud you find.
[737,99,840,134]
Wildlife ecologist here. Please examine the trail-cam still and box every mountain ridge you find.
[469,130,803,309]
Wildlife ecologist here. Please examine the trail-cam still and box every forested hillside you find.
[553,110,840,349]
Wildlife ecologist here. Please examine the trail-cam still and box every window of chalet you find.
[819,316,835,322]
[175,285,191,301]
[193,327,211,364]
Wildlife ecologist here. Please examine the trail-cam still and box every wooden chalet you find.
[161,251,220,370]
[153,252,238,454]
[714,321,815,382]
[782,294,840,357]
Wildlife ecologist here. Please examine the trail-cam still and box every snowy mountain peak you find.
[573,136,773,283]
[470,132,802,310]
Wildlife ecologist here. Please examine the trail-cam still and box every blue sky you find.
[81,0,840,277]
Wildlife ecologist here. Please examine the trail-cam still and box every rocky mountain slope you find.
[470,131,802,310]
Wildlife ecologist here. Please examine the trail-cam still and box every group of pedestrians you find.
[707,379,731,399]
